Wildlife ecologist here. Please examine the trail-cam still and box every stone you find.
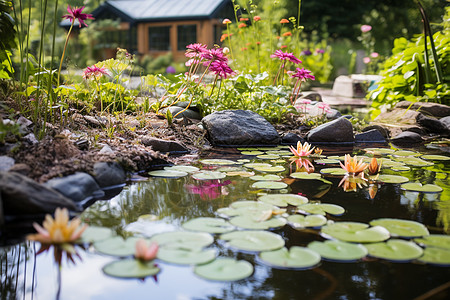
[84,115,107,127]
[441,116,450,129]
[45,172,104,202]
[8,163,31,176]
[166,106,202,120]
[404,126,426,136]
[99,144,115,154]
[0,192,3,227]
[16,116,33,134]
[0,156,15,171]
[390,131,424,145]
[306,117,354,143]
[202,110,280,146]
[93,161,127,188]
[141,136,189,153]
[0,171,77,215]
[416,113,450,136]
[395,101,450,118]
[300,91,322,102]
[22,133,38,145]
[281,133,305,145]
[355,129,387,143]
[362,125,390,138]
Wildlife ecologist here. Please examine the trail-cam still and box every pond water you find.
[1,145,449,300]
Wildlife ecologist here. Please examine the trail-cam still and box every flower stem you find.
[57,19,74,86]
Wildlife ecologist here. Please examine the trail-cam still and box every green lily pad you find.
[364,148,396,155]
[287,214,327,228]
[369,218,430,238]
[258,194,308,207]
[392,157,433,167]
[266,150,293,156]
[421,154,450,161]
[199,159,239,165]
[307,240,368,261]
[194,258,253,281]
[290,172,323,180]
[230,215,287,230]
[253,165,285,173]
[226,170,255,177]
[251,181,288,190]
[217,201,281,218]
[414,235,450,250]
[157,247,217,265]
[243,162,272,169]
[321,222,390,243]
[148,170,188,178]
[250,174,283,181]
[103,259,160,279]
[314,159,340,164]
[220,230,285,252]
[390,165,411,172]
[320,168,347,176]
[376,174,409,184]
[237,147,259,151]
[164,165,199,173]
[401,182,443,193]
[297,203,345,216]
[230,200,275,210]
[365,239,423,261]
[216,166,243,172]
[192,171,226,180]
[94,236,141,257]
[256,154,280,160]
[259,246,321,269]
[240,150,265,155]
[393,150,422,157]
[149,231,214,250]
[417,247,450,266]
[80,226,114,244]
[182,217,235,234]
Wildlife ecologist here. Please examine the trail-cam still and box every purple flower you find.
[291,68,315,81]
[316,49,325,54]
[166,66,176,74]
[270,50,302,64]
[301,49,312,56]
[209,60,234,78]
[62,5,94,28]
[185,43,208,58]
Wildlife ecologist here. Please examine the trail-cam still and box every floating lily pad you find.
[307,240,368,261]
[369,218,429,238]
[258,194,308,207]
[251,181,288,190]
[237,147,259,151]
[390,165,411,172]
[266,150,293,156]
[376,174,409,184]
[230,200,275,210]
[157,247,217,265]
[393,150,422,157]
[395,157,434,167]
[321,222,390,243]
[253,165,285,173]
[400,182,443,193]
[421,154,450,161]
[243,162,272,169]
[199,159,239,165]
[220,230,285,252]
[94,236,141,257]
[218,201,280,218]
[103,259,160,279]
[297,203,345,216]
[229,215,287,230]
[364,148,396,155]
[290,172,323,180]
[320,168,347,176]
[226,171,255,177]
[417,247,450,266]
[257,154,281,160]
[240,150,265,155]
[287,214,327,228]
[80,226,114,244]
[365,239,423,261]
[148,170,188,178]
[216,166,243,172]
[149,231,214,250]
[182,217,235,234]
[259,247,321,270]
[164,165,199,173]
[192,171,226,180]
[194,258,253,281]
[414,235,450,250]
[250,174,283,181]
[314,159,340,164]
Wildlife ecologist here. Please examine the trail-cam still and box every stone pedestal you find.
[332,74,381,98]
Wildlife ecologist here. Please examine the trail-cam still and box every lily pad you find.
[194,258,253,281]
[297,203,345,216]
[421,154,450,161]
[369,218,430,238]
[253,165,285,173]
[182,217,235,234]
[199,159,239,165]
[314,159,340,164]
[243,162,272,169]
[229,215,287,230]
[230,200,276,210]
[307,240,368,261]
[287,214,327,228]
[414,235,450,250]
[266,150,293,156]
[417,247,450,266]
[80,226,114,244]
[240,150,265,155]
[376,174,409,184]
[251,181,288,190]
[320,168,347,176]
[220,230,285,252]
[148,170,188,178]
[258,194,308,207]
[364,148,396,155]
[259,247,321,269]
[250,174,283,181]
[400,182,443,193]
[321,222,390,243]
[157,247,217,265]
[94,236,141,257]
[365,239,423,261]
[192,171,226,180]
[103,259,160,279]
[149,231,214,250]
[290,172,323,180]
[216,166,243,172]
[226,171,255,177]
[392,157,433,167]
[390,165,411,172]
[256,154,280,160]
[164,165,199,173]
[393,150,422,157]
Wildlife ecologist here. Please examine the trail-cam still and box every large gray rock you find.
[202,110,280,146]
[93,161,127,188]
[0,156,15,171]
[307,117,354,143]
[141,136,189,153]
[44,172,104,202]
[281,133,305,145]
[441,116,450,129]
[395,101,450,118]
[391,131,424,144]
[416,113,450,136]
[0,171,77,215]
[355,129,386,143]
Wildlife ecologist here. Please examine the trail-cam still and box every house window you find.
[149,26,171,51]
[177,25,197,51]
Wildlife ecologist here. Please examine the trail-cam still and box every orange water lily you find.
[367,157,382,175]
[135,239,159,262]
[340,154,368,175]
[314,147,323,155]
[290,157,315,173]
[289,141,315,157]
[27,208,87,244]
[339,175,367,192]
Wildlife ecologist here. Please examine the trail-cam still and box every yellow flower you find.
[314,147,323,155]
[289,141,315,157]
[27,208,87,244]
[135,239,159,261]
[367,157,382,175]
[340,154,368,175]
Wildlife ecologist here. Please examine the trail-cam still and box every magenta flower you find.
[62,5,94,28]
[370,52,379,58]
[270,50,302,64]
[185,43,208,58]
[360,25,372,33]
[316,49,325,54]
[82,65,108,79]
[291,68,315,81]
[209,60,234,79]
[363,57,371,64]
[202,48,228,63]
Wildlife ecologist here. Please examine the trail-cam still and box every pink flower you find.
[363,57,371,64]
[223,19,232,24]
[185,43,208,58]
[270,50,302,64]
[370,52,379,58]
[299,99,312,105]
[317,102,331,112]
[291,68,315,81]
[289,141,315,157]
[62,5,94,28]
[82,65,108,79]
[202,48,227,63]
[360,25,372,33]
[135,239,158,262]
[253,16,261,22]
[209,60,234,78]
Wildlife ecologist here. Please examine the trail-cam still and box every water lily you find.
[289,141,315,158]
[290,157,315,173]
[314,147,323,155]
[367,157,382,175]
[27,208,87,244]
[339,175,367,192]
[135,239,159,262]
[340,154,368,176]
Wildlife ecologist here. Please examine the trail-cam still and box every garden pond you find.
[1,145,450,300]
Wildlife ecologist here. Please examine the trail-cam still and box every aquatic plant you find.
[340,154,368,176]
[135,239,159,262]
[289,141,315,158]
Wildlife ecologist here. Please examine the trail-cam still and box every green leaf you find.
[376,174,409,184]
[244,162,272,169]
[80,226,114,244]
[297,203,345,216]
[401,182,443,193]
[229,215,287,230]
[241,150,265,156]
[290,172,323,180]
[94,237,141,257]
[287,214,327,228]
[182,217,235,234]
[417,247,450,266]
[251,181,288,190]
[250,174,283,181]
[194,258,253,281]
[369,218,429,238]
[192,171,226,180]
[259,247,321,269]
[253,165,285,173]
[258,194,308,207]
[157,247,217,265]
[321,222,390,243]
[103,259,160,278]
[220,230,285,252]
[414,234,450,250]
[149,231,214,250]
[307,240,368,261]
[320,168,347,176]
[365,239,423,261]
[164,165,200,173]
[199,159,240,165]
[148,170,188,178]
[256,154,280,160]
[421,155,450,161]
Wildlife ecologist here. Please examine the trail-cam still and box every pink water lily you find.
[289,141,315,158]
[135,239,159,262]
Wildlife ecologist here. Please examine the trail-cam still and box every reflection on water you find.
[1,147,450,299]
